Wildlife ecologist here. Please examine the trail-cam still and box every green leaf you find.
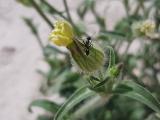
[106,46,115,69]
[85,0,95,8]
[28,99,60,113]
[123,0,130,12]
[93,77,109,89]
[96,16,106,30]
[74,22,86,36]
[37,115,52,120]
[98,31,125,40]
[113,84,133,93]
[90,76,100,81]
[16,0,33,7]
[23,17,38,36]
[54,86,96,120]
[39,0,63,15]
[113,80,160,114]
[77,3,88,19]
[77,0,94,19]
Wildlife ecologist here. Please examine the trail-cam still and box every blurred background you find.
[0,0,160,120]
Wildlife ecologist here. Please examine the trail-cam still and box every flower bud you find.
[108,63,123,78]
[49,20,105,72]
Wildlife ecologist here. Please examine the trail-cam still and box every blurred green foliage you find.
[17,0,160,120]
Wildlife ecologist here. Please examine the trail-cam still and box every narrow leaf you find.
[28,99,60,113]
[93,77,109,89]
[23,17,38,36]
[90,76,100,81]
[107,46,115,69]
[113,80,160,114]
[54,85,96,120]
[98,31,125,40]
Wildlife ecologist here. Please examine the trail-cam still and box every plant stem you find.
[139,0,146,17]
[40,0,68,20]
[35,35,44,52]
[133,2,140,15]
[63,0,74,25]
[30,0,53,29]
[123,0,130,17]
[122,38,133,59]
[30,0,71,56]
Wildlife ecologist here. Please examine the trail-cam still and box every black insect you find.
[83,36,92,56]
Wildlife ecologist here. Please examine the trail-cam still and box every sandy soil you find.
[0,0,49,120]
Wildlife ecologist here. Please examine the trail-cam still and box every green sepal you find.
[67,40,105,73]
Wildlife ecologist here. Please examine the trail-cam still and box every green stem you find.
[90,2,106,31]
[133,2,141,15]
[139,0,146,17]
[30,0,71,56]
[35,35,44,52]
[63,0,74,25]
[123,0,130,17]
[40,0,68,20]
[35,34,69,56]
[30,0,53,29]
[155,9,160,31]
[122,38,133,59]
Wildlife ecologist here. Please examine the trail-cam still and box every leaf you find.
[154,0,160,8]
[63,73,81,84]
[54,86,96,120]
[106,46,115,69]
[90,76,100,81]
[113,84,133,93]
[93,77,109,89]
[123,0,130,11]
[77,0,95,19]
[39,0,63,15]
[77,3,88,19]
[28,99,60,113]
[85,0,95,8]
[23,17,38,36]
[74,22,86,36]
[37,115,52,120]
[96,16,106,30]
[98,31,125,40]
[113,80,160,114]
[16,0,33,7]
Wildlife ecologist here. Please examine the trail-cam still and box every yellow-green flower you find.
[132,20,155,37]
[49,20,105,72]
[49,20,74,46]
[140,20,155,35]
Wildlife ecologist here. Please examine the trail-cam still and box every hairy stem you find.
[40,0,68,20]
[35,35,44,52]
[30,0,71,56]
[63,0,74,25]
[30,0,53,29]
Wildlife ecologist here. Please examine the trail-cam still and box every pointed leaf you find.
[28,99,60,113]
[113,80,160,114]
[107,46,115,69]
[54,85,96,120]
